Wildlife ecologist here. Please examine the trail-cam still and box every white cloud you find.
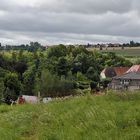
[0,0,140,45]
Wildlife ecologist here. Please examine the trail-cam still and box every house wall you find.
[110,79,140,91]
[130,80,140,86]
[100,72,106,79]
[128,86,140,91]
[110,79,122,90]
[128,80,140,91]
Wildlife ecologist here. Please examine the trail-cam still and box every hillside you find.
[0,92,140,140]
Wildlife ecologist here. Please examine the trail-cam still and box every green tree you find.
[86,67,100,82]
[22,66,36,95]
[130,40,135,47]
[14,61,27,80]
[57,57,70,76]
[36,70,76,97]
[29,42,42,52]
[47,44,68,58]
[3,73,21,100]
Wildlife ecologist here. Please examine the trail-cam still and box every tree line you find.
[0,44,132,103]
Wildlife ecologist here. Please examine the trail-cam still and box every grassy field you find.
[88,47,140,58]
[0,92,140,140]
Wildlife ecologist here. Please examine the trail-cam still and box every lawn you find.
[0,92,140,140]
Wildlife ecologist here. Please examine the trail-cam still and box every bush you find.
[77,81,89,90]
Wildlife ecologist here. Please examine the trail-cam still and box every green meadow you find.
[88,47,140,58]
[0,92,140,140]
[101,48,140,58]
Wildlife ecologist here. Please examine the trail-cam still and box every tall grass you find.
[0,92,140,140]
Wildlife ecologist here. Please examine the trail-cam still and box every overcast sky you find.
[0,0,140,45]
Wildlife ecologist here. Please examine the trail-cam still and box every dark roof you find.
[103,68,116,78]
[113,72,140,80]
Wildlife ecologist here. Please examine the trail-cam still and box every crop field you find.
[88,47,140,58]
[0,92,140,140]
[101,48,140,58]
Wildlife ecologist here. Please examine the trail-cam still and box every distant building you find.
[100,67,129,79]
[113,43,121,47]
[110,72,140,91]
[109,65,140,91]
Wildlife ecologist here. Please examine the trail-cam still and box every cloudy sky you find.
[0,0,140,45]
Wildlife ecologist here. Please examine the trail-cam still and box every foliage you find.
[76,72,88,81]
[22,66,36,95]
[0,45,133,98]
[86,67,100,82]
[3,72,21,100]
[37,70,76,97]
[47,44,68,58]
[0,42,45,51]
[14,61,27,78]
[56,57,70,76]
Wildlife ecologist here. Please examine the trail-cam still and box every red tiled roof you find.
[114,67,129,76]
[101,67,129,78]
[126,65,140,73]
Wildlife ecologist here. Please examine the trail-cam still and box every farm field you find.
[88,47,140,58]
[0,92,140,140]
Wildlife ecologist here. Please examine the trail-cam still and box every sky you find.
[0,0,140,45]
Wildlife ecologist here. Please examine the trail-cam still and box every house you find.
[110,72,140,91]
[109,65,140,91]
[101,65,140,91]
[100,67,129,79]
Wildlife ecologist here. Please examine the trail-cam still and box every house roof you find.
[101,68,116,78]
[101,67,129,78]
[126,65,140,73]
[113,72,140,80]
[114,67,129,76]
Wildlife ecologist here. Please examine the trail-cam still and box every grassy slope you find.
[0,93,140,140]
